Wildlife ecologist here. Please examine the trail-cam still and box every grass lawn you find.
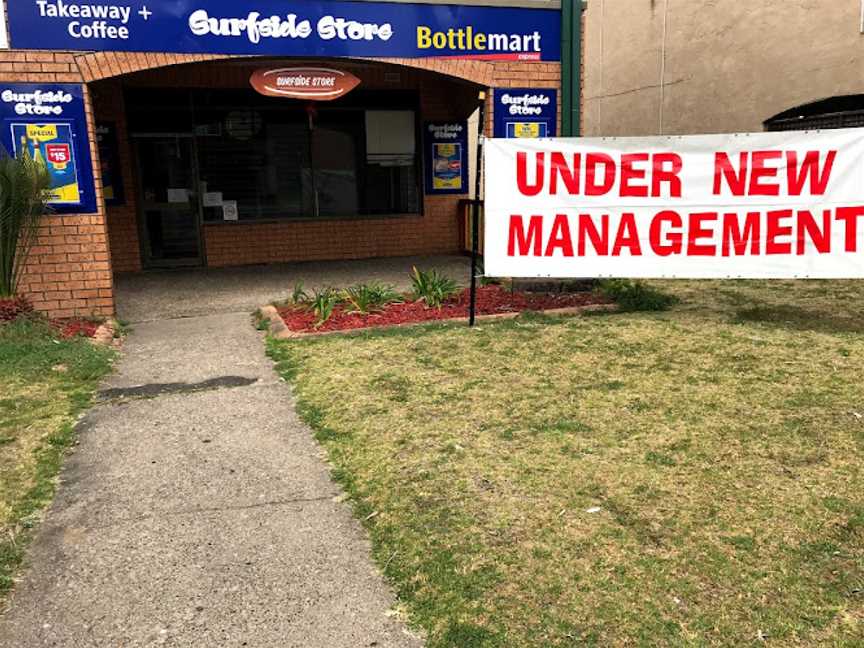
[268,279,864,647]
[0,318,113,603]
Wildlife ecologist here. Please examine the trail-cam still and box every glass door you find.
[134,135,203,268]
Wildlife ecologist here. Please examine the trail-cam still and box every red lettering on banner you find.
[620,153,649,197]
[787,151,836,196]
[612,213,642,256]
[652,153,683,198]
[585,153,617,195]
[765,209,794,254]
[549,153,580,194]
[688,212,718,256]
[748,151,783,196]
[516,152,544,196]
[507,215,543,256]
[714,152,748,196]
[545,214,574,256]
[722,212,760,256]
[649,211,683,256]
[835,206,864,252]
[578,214,609,255]
[796,209,831,255]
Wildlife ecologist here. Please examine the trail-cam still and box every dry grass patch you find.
[0,318,113,604]
[268,280,864,647]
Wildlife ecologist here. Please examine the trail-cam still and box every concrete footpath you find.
[0,312,421,647]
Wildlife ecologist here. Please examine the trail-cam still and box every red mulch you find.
[277,285,610,334]
[54,319,101,339]
[1,297,101,338]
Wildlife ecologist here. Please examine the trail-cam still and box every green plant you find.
[342,281,401,314]
[597,278,678,312]
[291,282,309,305]
[0,151,51,298]
[410,266,459,308]
[308,287,341,326]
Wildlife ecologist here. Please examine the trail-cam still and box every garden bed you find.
[275,285,612,334]
[1,297,109,341]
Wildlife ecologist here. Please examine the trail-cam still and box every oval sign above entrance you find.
[250,67,361,100]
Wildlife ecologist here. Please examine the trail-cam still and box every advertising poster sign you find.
[494,88,557,139]
[485,130,864,279]
[0,84,97,213]
[425,122,468,195]
[7,0,561,61]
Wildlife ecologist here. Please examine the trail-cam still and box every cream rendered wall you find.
[584,0,864,136]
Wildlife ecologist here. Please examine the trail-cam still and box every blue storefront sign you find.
[424,121,468,195]
[8,0,561,61]
[493,88,557,138]
[0,83,97,214]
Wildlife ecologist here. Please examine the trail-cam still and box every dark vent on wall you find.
[765,95,864,131]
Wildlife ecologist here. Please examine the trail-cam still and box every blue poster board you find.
[424,122,468,195]
[0,83,98,214]
[7,1,561,61]
[493,88,557,139]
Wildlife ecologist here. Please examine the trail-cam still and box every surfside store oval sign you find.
[7,0,561,61]
[250,67,360,100]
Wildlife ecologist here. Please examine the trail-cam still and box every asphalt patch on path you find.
[98,375,258,401]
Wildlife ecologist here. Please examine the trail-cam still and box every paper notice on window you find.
[167,188,189,203]
[222,201,239,221]
[203,191,223,207]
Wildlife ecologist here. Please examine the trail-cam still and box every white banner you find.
[484,129,864,278]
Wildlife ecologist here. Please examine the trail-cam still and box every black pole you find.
[469,91,487,327]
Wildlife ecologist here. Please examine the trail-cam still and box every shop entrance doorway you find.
[133,134,204,268]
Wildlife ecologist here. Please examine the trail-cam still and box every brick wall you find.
[0,50,115,318]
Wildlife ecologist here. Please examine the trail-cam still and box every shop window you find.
[126,87,421,221]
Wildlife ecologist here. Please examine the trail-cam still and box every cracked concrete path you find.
[0,312,422,648]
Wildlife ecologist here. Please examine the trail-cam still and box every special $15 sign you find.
[484,130,864,278]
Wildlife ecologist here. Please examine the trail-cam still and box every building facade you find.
[2,0,579,318]
[583,0,864,136]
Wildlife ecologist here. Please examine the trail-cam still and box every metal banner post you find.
[469,91,487,327]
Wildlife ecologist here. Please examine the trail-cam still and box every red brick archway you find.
[73,51,495,87]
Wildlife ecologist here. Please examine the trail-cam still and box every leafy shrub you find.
[308,287,342,326]
[0,295,33,323]
[597,279,678,312]
[291,282,309,304]
[0,151,51,298]
[410,266,459,308]
[342,281,401,314]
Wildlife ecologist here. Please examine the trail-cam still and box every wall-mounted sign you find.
[0,84,97,213]
[96,122,124,205]
[250,67,361,101]
[494,88,557,139]
[424,122,468,195]
[7,1,560,61]
[485,130,864,279]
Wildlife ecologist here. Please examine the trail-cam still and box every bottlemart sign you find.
[8,0,561,61]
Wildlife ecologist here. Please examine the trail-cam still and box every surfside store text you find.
[11,0,561,60]
[484,130,864,279]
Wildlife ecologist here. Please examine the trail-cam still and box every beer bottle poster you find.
[424,121,468,195]
[0,83,98,213]
[11,122,81,203]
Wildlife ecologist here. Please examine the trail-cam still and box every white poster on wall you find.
[484,129,864,279]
